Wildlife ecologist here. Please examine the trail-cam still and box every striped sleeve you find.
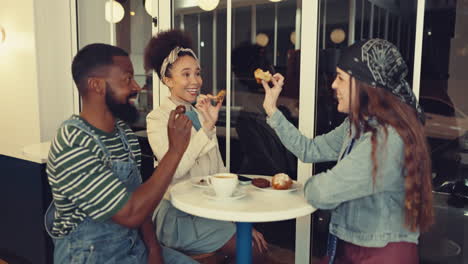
[49,125,130,221]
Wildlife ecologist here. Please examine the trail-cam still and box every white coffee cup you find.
[207,173,239,198]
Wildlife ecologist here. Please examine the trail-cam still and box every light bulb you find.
[256,33,269,47]
[290,31,296,45]
[145,0,156,17]
[105,1,125,23]
[330,28,346,44]
[198,0,220,11]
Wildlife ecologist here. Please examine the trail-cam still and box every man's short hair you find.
[71,43,128,95]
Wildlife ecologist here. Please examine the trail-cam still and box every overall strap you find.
[115,121,136,161]
[61,118,112,165]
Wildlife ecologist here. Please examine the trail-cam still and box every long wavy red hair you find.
[349,79,434,232]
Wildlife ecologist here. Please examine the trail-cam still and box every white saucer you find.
[190,176,209,188]
[202,188,246,201]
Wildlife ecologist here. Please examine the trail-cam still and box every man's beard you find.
[105,83,139,124]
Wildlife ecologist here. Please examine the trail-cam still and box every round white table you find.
[170,175,316,264]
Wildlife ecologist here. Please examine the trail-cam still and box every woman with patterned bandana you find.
[261,39,434,263]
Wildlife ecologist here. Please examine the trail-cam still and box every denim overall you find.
[44,119,147,264]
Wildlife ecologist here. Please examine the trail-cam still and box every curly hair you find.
[349,79,434,232]
[144,29,194,79]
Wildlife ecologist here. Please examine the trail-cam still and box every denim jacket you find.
[267,110,419,247]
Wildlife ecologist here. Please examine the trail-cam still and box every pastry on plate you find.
[252,178,271,188]
[272,173,293,190]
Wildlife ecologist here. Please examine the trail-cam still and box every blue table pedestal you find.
[236,222,252,264]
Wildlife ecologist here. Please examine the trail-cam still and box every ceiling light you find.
[330,28,346,44]
[105,1,125,23]
[144,0,156,17]
[269,0,283,2]
[290,31,296,45]
[198,0,220,11]
[256,33,269,47]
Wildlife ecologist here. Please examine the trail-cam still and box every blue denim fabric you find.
[45,119,197,264]
[267,110,419,247]
[154,200,236,255]
[327,139,355,263]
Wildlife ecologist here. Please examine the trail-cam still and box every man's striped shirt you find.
[46,116,141,237]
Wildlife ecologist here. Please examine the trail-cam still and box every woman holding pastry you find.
[144,29,268,262]
[260,39,433,263]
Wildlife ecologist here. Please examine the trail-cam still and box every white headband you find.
[160,46,199,79]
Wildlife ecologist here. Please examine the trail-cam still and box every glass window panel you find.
[173,1,228,162]
[172,0,302,257]
[256,4,275,65]
[115,0,154,131]
[76,0,155,181]
[77,0,111,48]
[231,0,302,256]
[77,0,154,132]
[418,1,468,263]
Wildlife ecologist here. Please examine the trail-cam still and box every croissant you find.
[254,68,272,84]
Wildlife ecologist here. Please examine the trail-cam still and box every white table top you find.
[21,141,51,164]
[170,176,316,223]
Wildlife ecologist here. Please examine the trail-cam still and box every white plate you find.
[202,188,247,201]
[252,181,301,193]
[190,176,209,188]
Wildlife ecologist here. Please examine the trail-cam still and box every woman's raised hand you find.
[262,73,284,117]
[195,94,223,131]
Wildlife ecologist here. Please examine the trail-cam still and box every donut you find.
[252,178,271,188]
[175,105,186,114]
[271,173,293,190]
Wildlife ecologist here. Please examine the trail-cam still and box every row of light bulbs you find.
[105,0,283,23]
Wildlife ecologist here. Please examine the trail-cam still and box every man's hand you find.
[167,109,192,155]
[147,245,164,264]
[196,94,223,131]
[262,73,285,117]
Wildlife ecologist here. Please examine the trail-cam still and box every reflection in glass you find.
[77,0,154,131]
[418,1,468,263]
[77,0,156,184]
[114,0,153,131]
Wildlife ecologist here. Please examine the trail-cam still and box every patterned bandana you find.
[160,46,199,79]
[337,39,425,123]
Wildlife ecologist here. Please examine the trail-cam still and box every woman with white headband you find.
[144,30,268,262]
